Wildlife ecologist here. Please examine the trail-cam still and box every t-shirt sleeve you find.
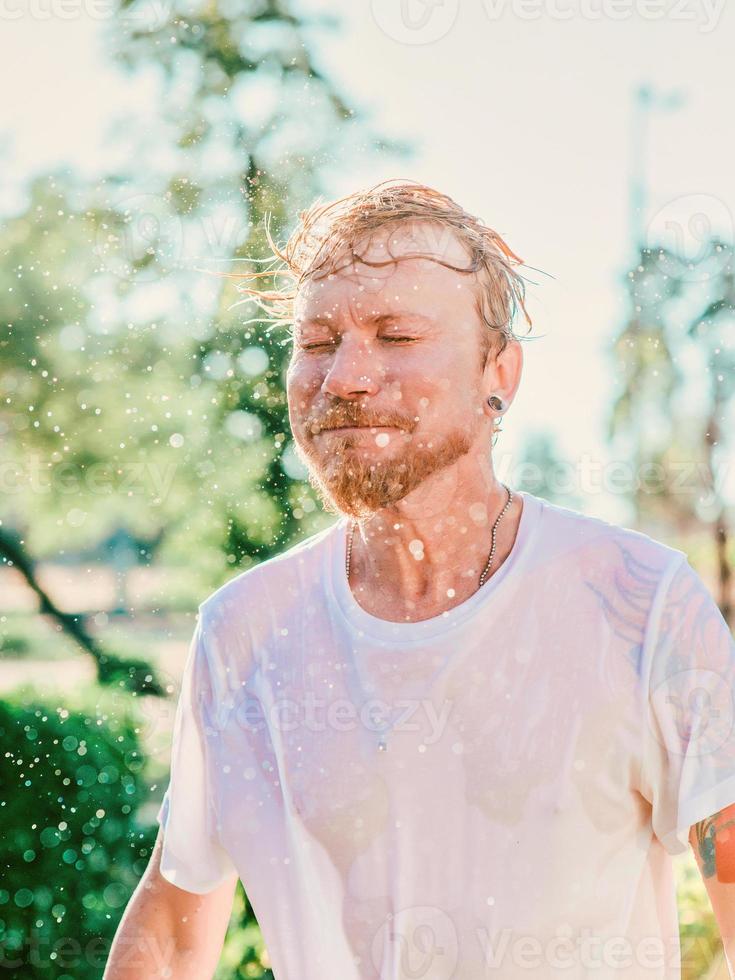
[641,554,735,856]
[156,606,239,893]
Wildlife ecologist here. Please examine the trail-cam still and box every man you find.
[105,180,735,979]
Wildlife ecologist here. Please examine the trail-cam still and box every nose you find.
[320,335,381,401]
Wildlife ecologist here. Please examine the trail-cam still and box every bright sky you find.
[2,0,733,523]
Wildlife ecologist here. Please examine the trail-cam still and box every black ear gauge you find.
[487,395,505,412]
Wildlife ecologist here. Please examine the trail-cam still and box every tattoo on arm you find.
[692,804,735,881]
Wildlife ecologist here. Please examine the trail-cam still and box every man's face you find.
[285,220,494,520]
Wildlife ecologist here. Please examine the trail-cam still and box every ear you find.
[481,339,523,418]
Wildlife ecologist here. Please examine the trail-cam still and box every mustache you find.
[307,409,415,435]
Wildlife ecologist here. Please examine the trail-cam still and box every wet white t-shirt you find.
[156,489,735,979]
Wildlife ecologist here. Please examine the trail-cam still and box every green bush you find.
[0,683,156,978]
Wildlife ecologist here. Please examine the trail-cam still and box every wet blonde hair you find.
[227,178,533,362]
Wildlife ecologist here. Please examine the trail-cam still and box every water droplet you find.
[408,539,424,558]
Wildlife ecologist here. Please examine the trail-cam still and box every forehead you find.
[353,219,473,268]
[294,220,477,324]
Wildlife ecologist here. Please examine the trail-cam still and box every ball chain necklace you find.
[344,483,514,752]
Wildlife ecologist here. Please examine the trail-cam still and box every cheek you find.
[414,379,480,431]
[394,385,447,429]
[286,357,323,399]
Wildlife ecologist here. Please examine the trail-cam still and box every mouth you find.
[318,425,398,433]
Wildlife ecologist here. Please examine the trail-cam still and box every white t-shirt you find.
[156,489,735,979]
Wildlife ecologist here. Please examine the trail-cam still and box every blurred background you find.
[0,0,733,976]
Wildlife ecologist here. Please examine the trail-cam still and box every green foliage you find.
[0,633,31,659]
[217,888,275,980]
[609,242,735,520]
[676,854,725,979]
[0,684,156,978]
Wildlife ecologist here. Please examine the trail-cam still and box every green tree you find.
[608,239,734,624]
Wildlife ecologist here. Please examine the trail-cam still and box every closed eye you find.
[301,336,415,350]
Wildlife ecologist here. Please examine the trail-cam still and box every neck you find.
[346,456,523,618]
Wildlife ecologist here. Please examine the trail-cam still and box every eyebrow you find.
[299,311,432,329]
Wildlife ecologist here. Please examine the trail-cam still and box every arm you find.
[103,824,237,979]
[689,802,735,979]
